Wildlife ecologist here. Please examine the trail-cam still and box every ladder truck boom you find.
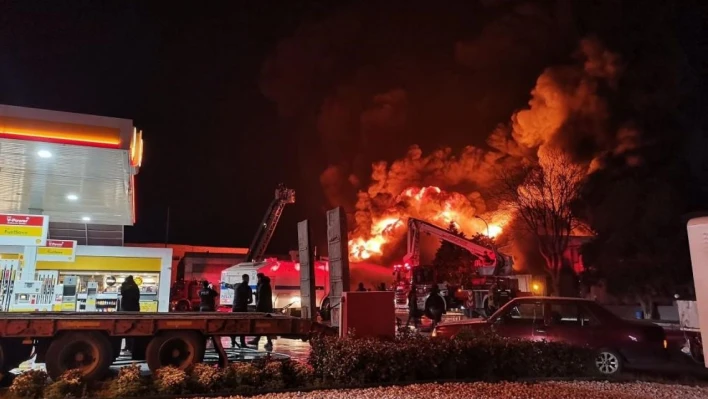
[245,184,296,262]
[402,217,512,275]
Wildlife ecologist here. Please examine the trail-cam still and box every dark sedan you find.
[432,296,669,375]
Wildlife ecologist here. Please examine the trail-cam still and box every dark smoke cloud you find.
[259,0,705,242]
[260,0,580,212]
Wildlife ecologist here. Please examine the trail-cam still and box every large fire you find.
[348,186,511,261]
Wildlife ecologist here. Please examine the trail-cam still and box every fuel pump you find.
[85,281,98,311]
[61,276,78,311]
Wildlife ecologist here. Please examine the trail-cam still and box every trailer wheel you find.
[175,300,191,312]
[45,332,113,381]
[0,338,33,373]
[145,331,205,372]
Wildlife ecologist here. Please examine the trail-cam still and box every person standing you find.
[464,291,476,318]
[119,275,140,355]
[356,282,366,292]
[120,275,140,311]
[228,274,252,347]
[198,280,218,312]
[254,273,264,301]
[405,284,419,329]
[249,275,274,349]
[425,285,446,329]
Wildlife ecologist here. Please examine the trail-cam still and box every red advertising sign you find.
[37,240,77,262]
[0,213,49,246]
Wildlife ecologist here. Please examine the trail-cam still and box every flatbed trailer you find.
[0,312,334,381]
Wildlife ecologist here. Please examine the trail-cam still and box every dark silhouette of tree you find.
[496,150,585,295]
[577,154,693,318]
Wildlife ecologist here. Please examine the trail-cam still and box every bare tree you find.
[497,150,586,295]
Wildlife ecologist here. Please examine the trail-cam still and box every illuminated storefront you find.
[0,104,171,312]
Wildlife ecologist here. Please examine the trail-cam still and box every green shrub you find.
[153,366,187,395]
[44,369,85,399]
[281,359,315,388]
[187,363,224,393]
[308,329,595,385]
[7,369,48,399]
[224,362,260,390]
[103,364,147,398]
[261,361,285,391]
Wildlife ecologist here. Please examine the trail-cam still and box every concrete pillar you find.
[326,207,350,328]
[298,220,316,320]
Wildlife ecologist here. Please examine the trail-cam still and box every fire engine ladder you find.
[245,184,296,262]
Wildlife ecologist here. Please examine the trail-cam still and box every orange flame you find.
[348,186,512,261]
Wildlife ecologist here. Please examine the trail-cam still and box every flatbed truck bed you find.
[0,312,334,382]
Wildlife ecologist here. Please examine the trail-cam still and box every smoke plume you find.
[259,0,699,265]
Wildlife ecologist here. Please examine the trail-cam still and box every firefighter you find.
[464,291,475,318]
[425,285,446,329]
[486,282,498,315]
[405,283,419,328]
[198,280,218,312]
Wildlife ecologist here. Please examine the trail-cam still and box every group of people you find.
[198,273,274,349]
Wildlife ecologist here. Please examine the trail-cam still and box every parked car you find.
[432,296,669,375]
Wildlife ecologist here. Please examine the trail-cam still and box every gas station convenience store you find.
[0,104,172,312]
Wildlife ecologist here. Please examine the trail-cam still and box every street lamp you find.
[475,215,490,237]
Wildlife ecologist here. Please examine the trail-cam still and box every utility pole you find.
[164,206,171,247]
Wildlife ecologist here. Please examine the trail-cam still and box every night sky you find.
[0,1,351,252]
[0,1,706,255]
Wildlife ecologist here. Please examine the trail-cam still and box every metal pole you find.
[475,215,490,237]
[164,206,171,247]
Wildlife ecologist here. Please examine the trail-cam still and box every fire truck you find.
[169,184,295,312]
[394,217,532,316]
[219,184,296,308]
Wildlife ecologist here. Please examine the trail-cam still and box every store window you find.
[58,272,160,312]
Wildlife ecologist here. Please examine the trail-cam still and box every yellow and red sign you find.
[0,214,49,246]
[129,128,144,168]
[37,240,77,262]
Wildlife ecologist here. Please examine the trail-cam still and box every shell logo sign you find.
[130,128,144,168]
[0,214,49,246]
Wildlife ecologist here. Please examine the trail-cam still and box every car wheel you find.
[594,349,623,376]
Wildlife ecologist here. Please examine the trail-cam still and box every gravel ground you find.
[195,381,708,399]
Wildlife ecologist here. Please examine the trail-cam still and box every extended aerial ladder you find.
[397,217,517,314]
[402,217,513,276]
[244,184,296,262]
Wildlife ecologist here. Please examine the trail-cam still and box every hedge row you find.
[7,330,596,398]
[309,330,596,384]
[7,359,315,399]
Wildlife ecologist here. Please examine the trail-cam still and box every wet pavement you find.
[12,336,313,375]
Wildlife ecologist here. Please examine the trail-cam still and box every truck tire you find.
[0,338,32,373]
[145,331,205,372]
[45,332,113,381]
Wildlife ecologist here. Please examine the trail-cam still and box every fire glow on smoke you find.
[348,186,510,261]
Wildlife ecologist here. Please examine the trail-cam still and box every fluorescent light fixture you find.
[37,150,52,158]
[81,216,91,222]
[66,194,79,201]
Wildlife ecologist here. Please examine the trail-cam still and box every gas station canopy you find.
[0,104,143,245]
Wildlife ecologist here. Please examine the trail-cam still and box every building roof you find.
[0,104,141,230]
